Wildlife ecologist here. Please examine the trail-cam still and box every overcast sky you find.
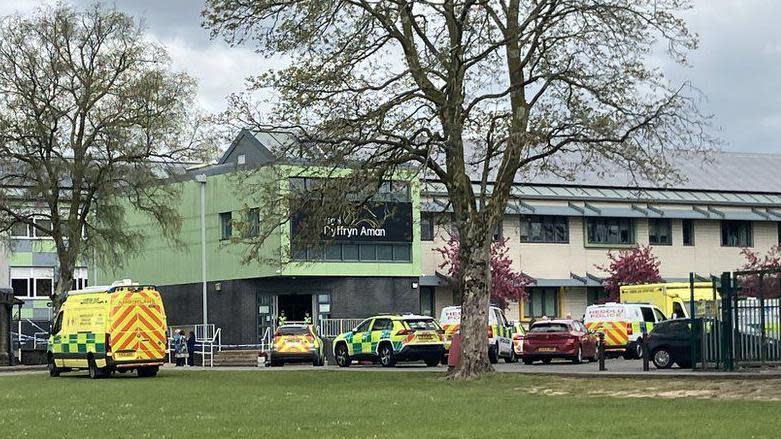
[1,0,780,154]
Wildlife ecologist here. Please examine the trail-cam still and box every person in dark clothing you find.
[187,331,196,367]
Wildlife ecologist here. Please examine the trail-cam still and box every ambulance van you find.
[439,305,516,364]
[47,280,168,379]
[620,282,718,319]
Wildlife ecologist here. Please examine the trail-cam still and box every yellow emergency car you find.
[47,280,168,379]
[332,314,445,367]
[269,324,325,366]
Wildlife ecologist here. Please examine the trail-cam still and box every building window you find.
[246,208,260,238]
[11,278,29,297]
[294,242,411,262]
[520,215,569,243]
[648,218,672,246]
[219,212,232,240]
[587,287,609,306]
[524,287,559,318]
[721,220,752,247]
[585,217,634,245]
[34,218,51,237]
[683,219,695,246]
[492,221,503,241]
[421,213,434,241]
[34,278,53,297]
[11,222,29,237]
[237,154,246,165]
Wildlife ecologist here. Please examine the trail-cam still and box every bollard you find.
[598,332,606,371]
[641,330,650,372]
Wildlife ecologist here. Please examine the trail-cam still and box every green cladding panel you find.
[95,166,420,286]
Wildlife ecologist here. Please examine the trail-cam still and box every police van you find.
[583,302,666,359]
[439,305,516,364]
[47,280,168,379]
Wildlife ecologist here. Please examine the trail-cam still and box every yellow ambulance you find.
[47,280,168,379]
[620,282,718,319]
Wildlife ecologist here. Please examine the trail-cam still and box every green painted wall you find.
[95,166,421,286]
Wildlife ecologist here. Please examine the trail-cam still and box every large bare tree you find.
[203,0,713,379]
[0,4,211,307]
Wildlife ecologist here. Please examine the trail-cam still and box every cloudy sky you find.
[1,0,780,154]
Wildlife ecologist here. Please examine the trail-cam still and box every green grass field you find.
[2,369,781,438]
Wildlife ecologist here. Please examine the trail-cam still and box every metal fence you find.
[318,318,364,338]
[694,269,781,370]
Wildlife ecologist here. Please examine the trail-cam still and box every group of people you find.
[173,330,196,367]
[277,310,312,325]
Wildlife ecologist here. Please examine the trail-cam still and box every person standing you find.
[174,329,188,367]
[186,331,196,367]
[278,310,287,326]
[303,311,312,325]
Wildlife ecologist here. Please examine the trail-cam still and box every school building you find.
[77,131,781,345]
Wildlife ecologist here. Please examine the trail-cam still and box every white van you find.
[439,305,516,363]
[583,302,666,359]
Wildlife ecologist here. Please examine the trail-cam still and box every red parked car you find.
[521,319,598,365]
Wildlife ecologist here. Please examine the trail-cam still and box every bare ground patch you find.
[517,378,781,401]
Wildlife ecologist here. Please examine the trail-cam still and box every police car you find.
[269,324,325,367]
[332,314,446,367]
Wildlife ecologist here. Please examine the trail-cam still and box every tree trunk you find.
[53,261,75,312]
[447,237,493,379]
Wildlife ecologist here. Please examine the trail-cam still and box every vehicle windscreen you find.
[529,323,569,333]
[404,319,439,331]
[278,326,309,336]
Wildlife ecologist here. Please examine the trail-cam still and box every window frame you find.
[585,217,635,246]
[219,212,233,241]
[682,219,695,246]
[720,220,753,247]
[648,218,672,246]
[420,213,434,241]
[519,215,569,244]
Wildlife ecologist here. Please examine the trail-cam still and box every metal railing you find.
[168,324,222,367]
[318,318,364,338]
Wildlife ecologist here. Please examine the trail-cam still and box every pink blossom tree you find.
[737,245,781,298]
[597,246,663,301]
[435,232,533,309]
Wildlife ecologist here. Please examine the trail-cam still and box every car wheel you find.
[541,358,551,365]
[572,345,582,364]
[335,343,351,368]
[48,355,60,377]
[652,348,673,369]
[504,347,518,363]
[88,357,103,379]
[379,344,396,368]
[424,357,440,367]
[488,344,499,364]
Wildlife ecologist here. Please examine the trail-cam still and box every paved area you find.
[4,358,781,378]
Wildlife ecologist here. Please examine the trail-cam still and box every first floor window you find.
[294,242,412,262]
[219,212,232,240]
[246,208,260,237]
[683,219,695,246]
[35,278,53,297]
[11,278,29,297]
[586,217,634,245]
[419,287,434,316]
[421,213,434,241]
[11,222,30,237]
[648,218,672,245]
[524,287,559,318]
[721,220,752,247]
[520,215,569,243]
